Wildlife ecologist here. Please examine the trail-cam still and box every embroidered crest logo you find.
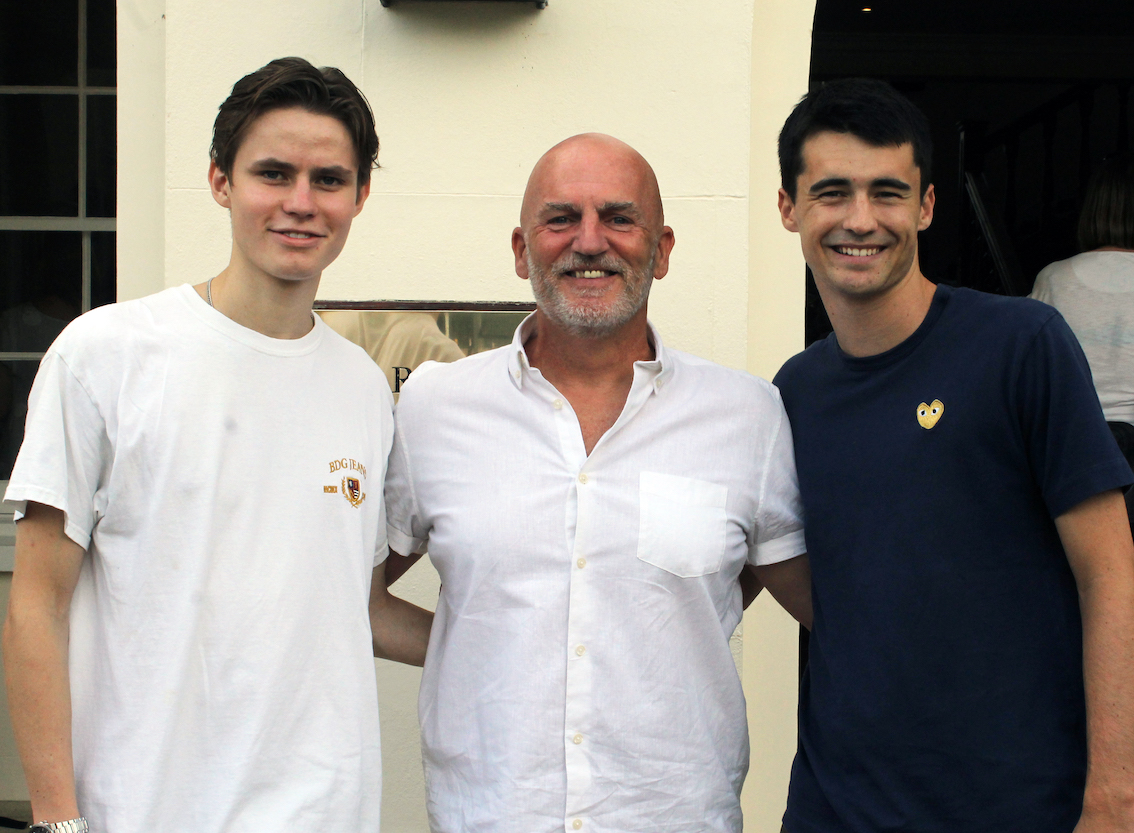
[916,399,945,430]
[342,476,365,508]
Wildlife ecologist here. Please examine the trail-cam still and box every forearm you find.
[1078,571,1134,822]
[1055,490,1134,829]
[3,601,79,820]
[753,554,813,630]
[371,594,433,666]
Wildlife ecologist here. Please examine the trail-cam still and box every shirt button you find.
[577,558,586,569]
[575,645,586,657]
[553,399,564,410]
[573,821,583,830]
[572,733,583,744]
[578,473,588,484]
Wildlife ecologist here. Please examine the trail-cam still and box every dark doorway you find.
[803,0,1134,347]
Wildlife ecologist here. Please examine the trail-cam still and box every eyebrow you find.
[251,158,355,180]
[539,201,642,216]
[808,176,912,194]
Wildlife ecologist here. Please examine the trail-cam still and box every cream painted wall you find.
[0,1,815,829]
[743,2,815,830]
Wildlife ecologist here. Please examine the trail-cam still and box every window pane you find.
[0,95,79,217]
[91,231,115,308]
[87,0,116,86]
[0,359,50,478]
[0,0,78,86]
[0,231,82,348]
[87,94,116,217]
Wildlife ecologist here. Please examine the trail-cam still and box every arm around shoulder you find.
[753,553,812,630]
[369,552,434,666]
[2,502,85,822]
[1054,490,1134,832]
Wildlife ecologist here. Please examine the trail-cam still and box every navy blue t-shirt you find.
[774,285,1132,833]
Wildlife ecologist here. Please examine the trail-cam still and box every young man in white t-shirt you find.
[2,57,432,833]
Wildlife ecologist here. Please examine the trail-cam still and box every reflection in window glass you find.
[87,94,116,217]
[0,360,48,479]
[318,310,528,395]
[0,95,80,217]
[0,232,82,342]
[87,0,116,86]
[0,0,78,86]
[91,232,116,309]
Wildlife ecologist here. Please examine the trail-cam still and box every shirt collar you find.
[506,313,675,393]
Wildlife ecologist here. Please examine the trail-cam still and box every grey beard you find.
[527,253,654,338]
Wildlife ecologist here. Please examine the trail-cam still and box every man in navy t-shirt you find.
[771,78,1134,833]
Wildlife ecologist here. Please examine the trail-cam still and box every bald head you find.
[519,133,665,233]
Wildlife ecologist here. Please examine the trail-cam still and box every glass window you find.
[0,0,116,484]
[0,95,80,216]
[87,0,116,87]
[0,0,79,86]
[87,94,116,217]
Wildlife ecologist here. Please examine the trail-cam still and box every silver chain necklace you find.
[206,277,214,307]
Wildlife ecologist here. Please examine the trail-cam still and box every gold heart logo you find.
[917,399,945,430]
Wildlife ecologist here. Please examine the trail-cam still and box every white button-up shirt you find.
[386,318,805,833]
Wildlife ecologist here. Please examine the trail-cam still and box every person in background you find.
[2,57,431,833]
[320,309,464,392]
[1031,154,1134,526]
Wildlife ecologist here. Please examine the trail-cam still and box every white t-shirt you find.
[6,285,393,833]
[386,317,806,833]
[1031,250,1134,423]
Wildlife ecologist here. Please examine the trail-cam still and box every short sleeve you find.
[748,391,807,566]
[1018,312,1133,518]
[1029,266,1055,305]
[4,351,109,549]
[384,407,429,557]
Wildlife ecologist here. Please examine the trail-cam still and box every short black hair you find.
[211,57,379,192]
[1078,154,1134,251]
[778,78,933,199]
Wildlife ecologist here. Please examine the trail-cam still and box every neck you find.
[524,309,655,390]
[195,263,320,340]
[821,270,937,358]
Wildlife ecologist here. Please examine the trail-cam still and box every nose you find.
[572,211,609,257]
[283,179,316,217]
[843,193,878,236]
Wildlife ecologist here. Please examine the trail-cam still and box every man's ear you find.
[918,183,935,231]
[353,179,371,218]
[650,226,677,281]
[208,160,232,209]
[512,227,529,280]
[778,188,799,232]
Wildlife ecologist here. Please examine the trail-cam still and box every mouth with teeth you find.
[832,245,883,257]
[564,269,618,279]
[274,230,323,241]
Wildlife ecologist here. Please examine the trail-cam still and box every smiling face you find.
[209,106,368,287]
[513,135,675,338]
[779,130,934,304]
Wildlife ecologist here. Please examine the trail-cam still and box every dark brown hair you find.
[210,57,379,192]
[1078,154,1134,251]
[778,78,933,200]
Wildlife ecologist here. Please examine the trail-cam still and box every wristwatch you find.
[28,820,89,833]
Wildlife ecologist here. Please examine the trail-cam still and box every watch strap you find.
[29,819,89,833]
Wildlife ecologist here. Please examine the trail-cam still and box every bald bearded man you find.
[384,134,811,832]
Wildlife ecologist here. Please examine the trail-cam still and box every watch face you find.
[28,826,51,833]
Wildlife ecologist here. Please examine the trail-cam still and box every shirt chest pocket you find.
[636,472,728,578]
